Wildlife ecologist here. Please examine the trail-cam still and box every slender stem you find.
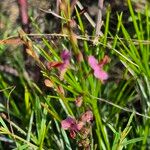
[95,0,104,36]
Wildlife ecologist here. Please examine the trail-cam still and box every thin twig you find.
[39,8,66,20]
[0,86,15,92]
[26,33,150,44]
[1,34,150,45]
[76,1,96,28]
[0,65,19,77]
[40,1,95,30]
[56,0,60,14]
[89,94,150,119]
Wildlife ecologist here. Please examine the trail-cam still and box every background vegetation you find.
[0,0,150,149]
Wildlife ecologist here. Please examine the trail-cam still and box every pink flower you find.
[61,111,93,139]
[46,50,71,80]
[88,55,109,82]
[61,117,81,139]
[81,110,93,123]
[59,50,71,80]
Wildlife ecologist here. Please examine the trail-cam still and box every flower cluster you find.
[61,110,93,143]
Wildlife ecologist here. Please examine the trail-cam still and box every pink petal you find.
[94,68,108,81]
[61,50,71,61]
[88,56,98,70]
[61,117,76,130]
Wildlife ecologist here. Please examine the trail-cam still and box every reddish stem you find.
[18,0,29,32]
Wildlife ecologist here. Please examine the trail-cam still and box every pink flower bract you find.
[81,110,93,123]
[75,96,83,107]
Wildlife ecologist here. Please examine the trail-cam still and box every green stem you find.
[92,100,110,150]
